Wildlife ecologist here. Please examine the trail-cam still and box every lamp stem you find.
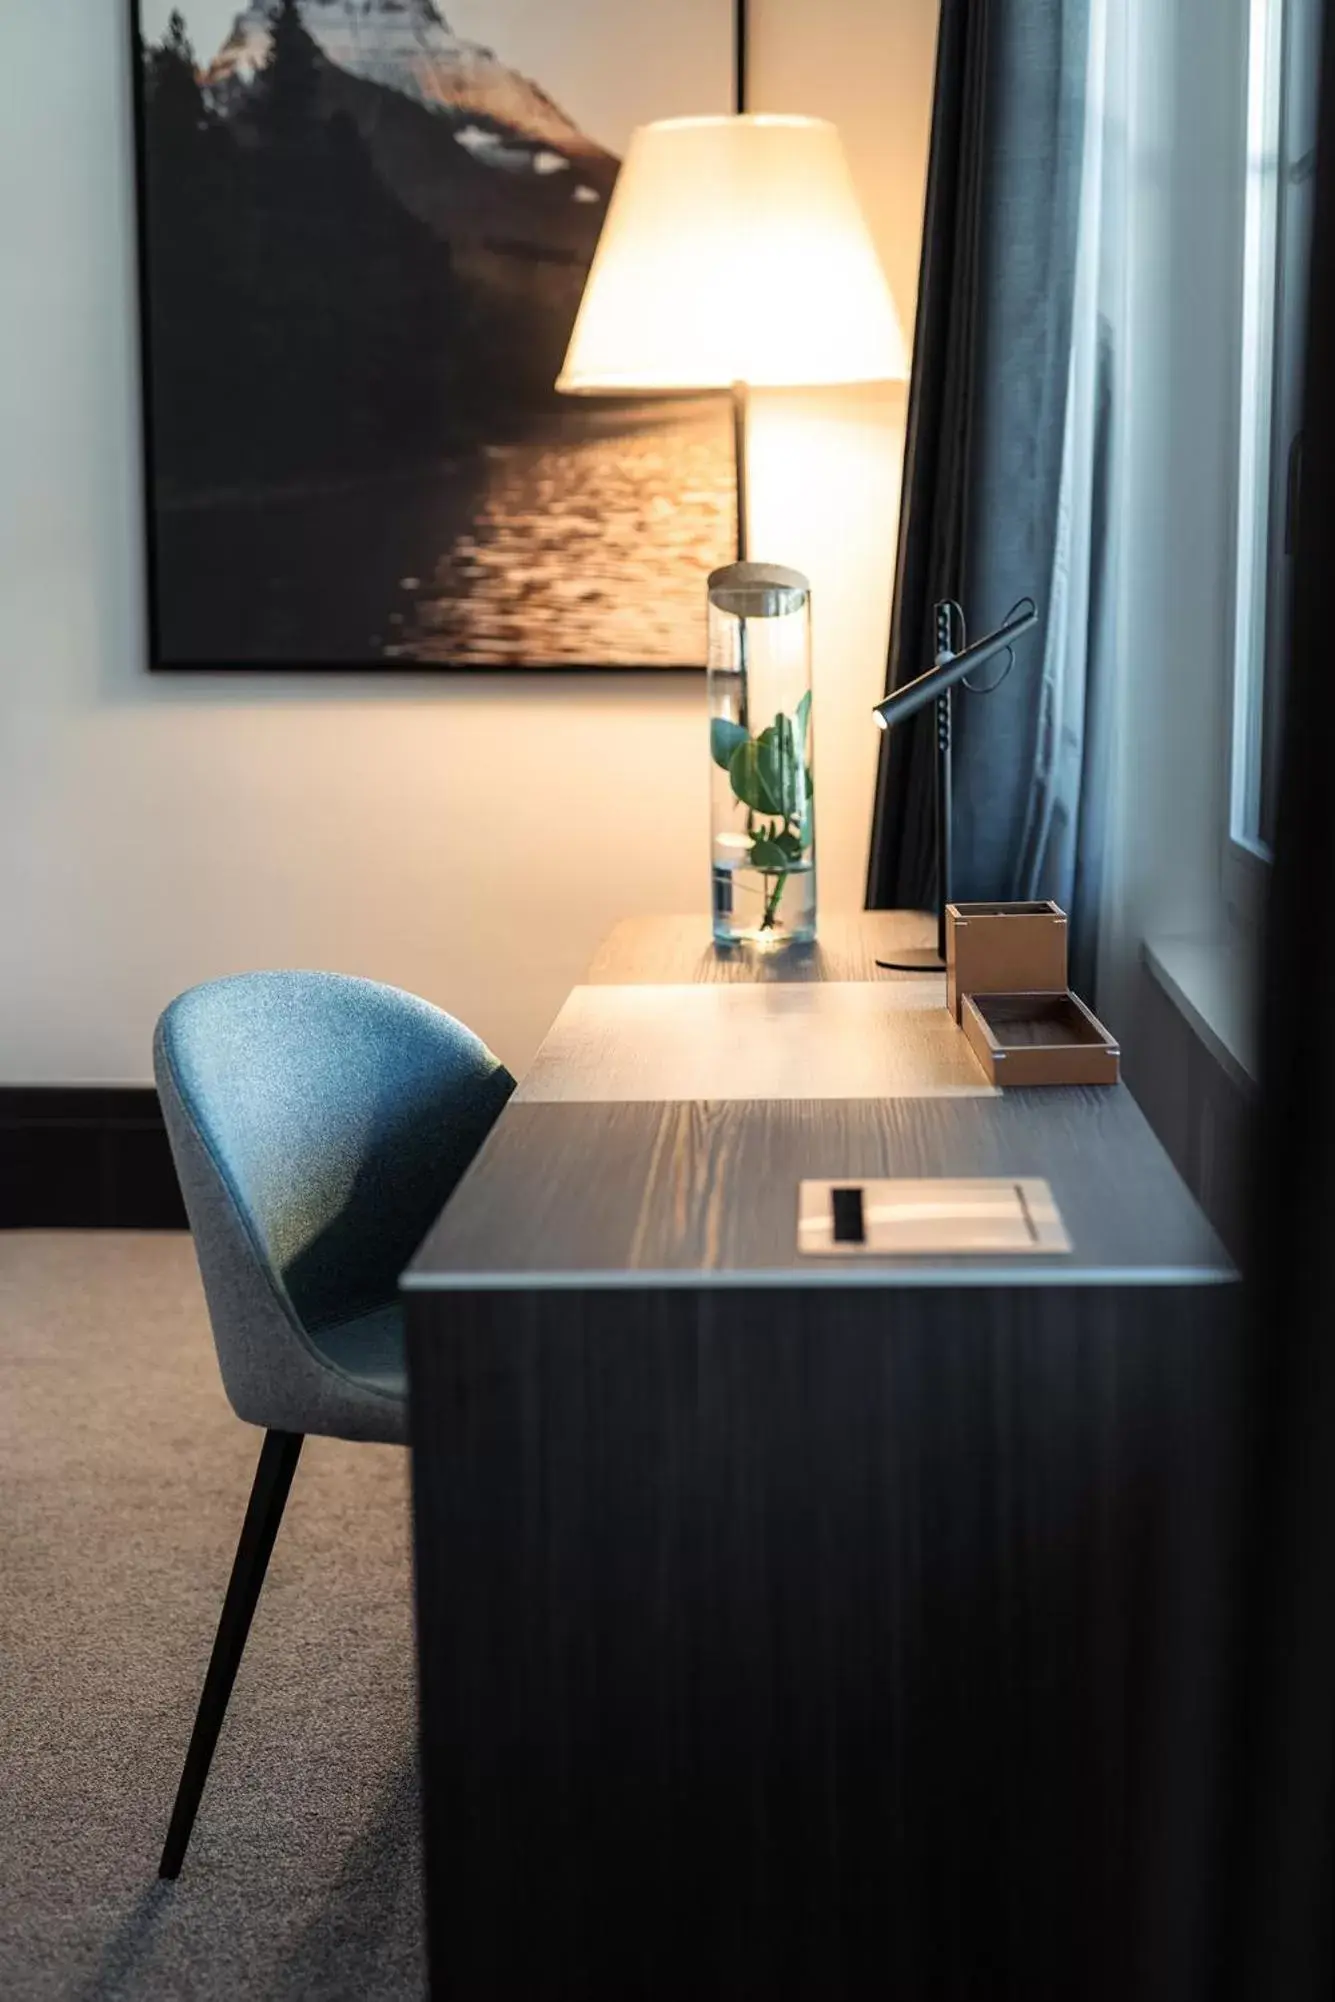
[734,0,749,115]
[731,380,749,564]
[874,600,956,973]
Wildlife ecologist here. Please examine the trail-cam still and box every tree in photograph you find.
[255,0,321,149]
[145,10,212,150]
[230,4,469,478]
[141,13,243,488]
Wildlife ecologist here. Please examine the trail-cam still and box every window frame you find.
[1227,0,1320,921]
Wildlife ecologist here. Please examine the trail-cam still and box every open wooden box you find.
[960,990,1121,1087]
[946,901,1069,1022]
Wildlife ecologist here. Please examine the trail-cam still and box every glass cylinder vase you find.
[707,562,817,947]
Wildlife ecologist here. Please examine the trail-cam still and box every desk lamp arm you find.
[872,601,1039,732]
[870,598,1039,972]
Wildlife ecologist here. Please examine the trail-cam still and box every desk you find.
[404,914,1240,2002]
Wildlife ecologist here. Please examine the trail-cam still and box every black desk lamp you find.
[871,596,1039,972]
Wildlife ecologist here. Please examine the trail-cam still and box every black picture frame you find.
[128,0,748,674]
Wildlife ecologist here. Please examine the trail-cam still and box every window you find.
[1230,0,1322,897]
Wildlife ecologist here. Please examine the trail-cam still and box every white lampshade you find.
[557,115,909,393]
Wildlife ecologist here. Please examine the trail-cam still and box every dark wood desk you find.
[404,915,1240,2002]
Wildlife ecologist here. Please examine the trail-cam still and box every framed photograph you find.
[129,1,738,669]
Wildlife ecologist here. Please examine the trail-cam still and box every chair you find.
[152,970,514,1878]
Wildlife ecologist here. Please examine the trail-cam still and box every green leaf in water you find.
[796,688,812,755]
[710,717,749,772]
[756,714,803,823]
[729,737,783,816]
[728,707,814,838]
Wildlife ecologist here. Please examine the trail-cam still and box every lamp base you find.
[876,948,947,973]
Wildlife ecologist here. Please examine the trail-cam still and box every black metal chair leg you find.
[158,1427,304,1879]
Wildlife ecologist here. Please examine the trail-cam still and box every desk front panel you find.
[408,1277,1243,2002]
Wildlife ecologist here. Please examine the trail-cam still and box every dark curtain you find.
[1220,4,1335,1995]
[866,0,1107,990]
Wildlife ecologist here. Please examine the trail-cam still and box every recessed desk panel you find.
[513,981,998,1105]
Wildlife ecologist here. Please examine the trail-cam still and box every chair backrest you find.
[154,971,514,1434]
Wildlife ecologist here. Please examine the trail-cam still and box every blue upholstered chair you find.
[152,971,514,1878]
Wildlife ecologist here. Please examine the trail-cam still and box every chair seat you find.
[310,1302,407,1404]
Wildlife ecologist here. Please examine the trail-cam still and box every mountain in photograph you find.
[204,0,609,165]
[138,0,619,496]
[200,0,620,354]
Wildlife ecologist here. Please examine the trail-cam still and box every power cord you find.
[960,595,1035,695]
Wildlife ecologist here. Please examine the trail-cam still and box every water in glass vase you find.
[712,852,817,946]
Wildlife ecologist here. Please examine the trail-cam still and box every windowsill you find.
[1141,927,1259,1093]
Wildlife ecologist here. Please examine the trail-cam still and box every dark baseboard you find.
[0,1088,188,1229]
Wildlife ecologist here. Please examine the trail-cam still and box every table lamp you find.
[556,114,909,558]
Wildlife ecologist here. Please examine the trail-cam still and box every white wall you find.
[0,0,939,1085]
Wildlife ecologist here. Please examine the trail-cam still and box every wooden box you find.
[946,901,1069,1022]
[960,991,1121,1087]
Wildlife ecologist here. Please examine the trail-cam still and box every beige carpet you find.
[0,1233,424,2000]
